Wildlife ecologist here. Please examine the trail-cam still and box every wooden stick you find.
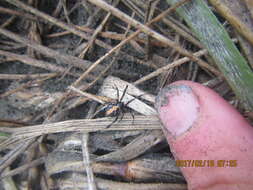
[100,76,156,115]
[0,28,95,70]
[68,86,105,104]
[0,73,57,80]
[4,0,111,50]
[0,50,78,77]
[0,115,162,149]
[134,49,208,85]
[73,0,192,86]
[87,0,220,76]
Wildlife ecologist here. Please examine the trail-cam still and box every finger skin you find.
[156,81,253,190]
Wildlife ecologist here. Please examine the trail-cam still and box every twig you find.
[144,0,159,60]
[162,16,203,48]
[87,0,220,76]
[64,15,134,113]
[0,50,78,76]
[1,115,161,148]
[50,57,115,116]
[72,0,191,87]
[0,28,96,71]
[4,0,111,50]
[0,138,36,173]
[0,76,56,98]
[62,0,72,24]
[0,15,16,28]
[0,73,57,80]
[0,41,25,51]
[166,0,253,111]
[0,6,37,21]
[77,12,137,92]
[202,77,223,88]
[209,0,253,46]
[134,49,208,85]
[121,0,144,18]
[0,157,45,179]
[79,13,111,58]
[57,174,187,190]
[48,26,168,48]
[95,130,164,162]
[100,76,156,115]
[82,134,97,190]
[81,103,98,190]
[68,86,105,104]
[47,25,164,69]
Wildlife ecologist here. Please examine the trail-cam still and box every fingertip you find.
[155,84,200,138]
[156,81,253,189]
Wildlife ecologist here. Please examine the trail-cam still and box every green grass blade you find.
[166,0,253,111]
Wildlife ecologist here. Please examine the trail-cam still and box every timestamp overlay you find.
[176,160,237,167]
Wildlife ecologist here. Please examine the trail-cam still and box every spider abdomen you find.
[105,103,123,116]
[93,85,134,128]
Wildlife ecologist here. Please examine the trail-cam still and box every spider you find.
[93,85,137,128]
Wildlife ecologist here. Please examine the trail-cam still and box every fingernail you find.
[155,84,200,138]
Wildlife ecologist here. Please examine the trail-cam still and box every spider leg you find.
[129,109,135,124]
[119,109,124,122]
[125,97,136,106]
[106,114,119,128]
[92,104,108,118]
[119,85,128,102]
[125,94,145,106]
[114,85,120,102]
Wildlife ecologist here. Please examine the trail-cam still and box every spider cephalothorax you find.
[93,85,136,128]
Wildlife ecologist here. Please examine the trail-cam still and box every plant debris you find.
[0,0,253,189]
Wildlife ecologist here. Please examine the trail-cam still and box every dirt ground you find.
[0,0,253,189]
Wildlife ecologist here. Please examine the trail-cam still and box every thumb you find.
[155,81,253,190]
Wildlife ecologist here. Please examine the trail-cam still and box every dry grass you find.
[0,0,252,189]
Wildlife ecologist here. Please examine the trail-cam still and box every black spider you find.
[93,85,136,128]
